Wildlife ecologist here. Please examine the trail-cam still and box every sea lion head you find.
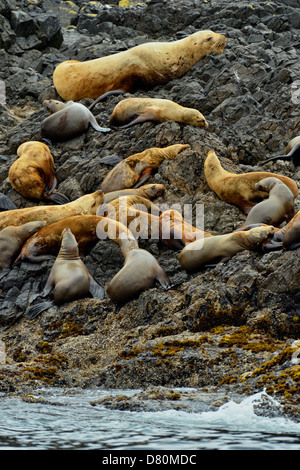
[141,183,165,199]
[43,99,68,114]
[255,177,282,192]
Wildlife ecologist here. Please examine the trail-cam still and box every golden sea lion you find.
[98,195,162,222]
[96,218,171,304]
[53,30,226,101]
[9,141,69,204]
[204,150,299,214]
[244,177,295,227]
[14,215,107,264]
[101,144,189,192]
[179,225,276,272]
[0,190,104,230]
[103,183,165,204]
[262,136,300,166]
[109,97,208,129]
[41,99,110,141]
[25,227,105,318]
[282,210,300,250]
[0,220,46,270]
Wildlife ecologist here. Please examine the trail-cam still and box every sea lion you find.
[96,218,171,304]
[101,144,189,192]
[0,220,46,270]
[282,211,300,250]
[14,215,107,264]
[262,136,300,166]
[53,30,226,101]
[25,227,105,319]
[103,183,165,204]
[204,150,299,214]
[9,141,69,205]
[41,99,110,141]
[0,190,104,230]
[243,177,295,227]
[109,97,208,129]
[98,195,162,221]
[159,209,213,250]
[179,225,276,271]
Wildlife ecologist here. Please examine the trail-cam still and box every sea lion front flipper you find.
[89,276,105,299]
[46,192,70,205]
[155,269,172,290]
[25,301,53,319]
[0,193,17,210]
[132,168,152,188]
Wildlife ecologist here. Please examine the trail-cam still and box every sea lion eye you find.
[206,37,213,42]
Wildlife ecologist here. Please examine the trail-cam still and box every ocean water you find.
[0,388,300,451]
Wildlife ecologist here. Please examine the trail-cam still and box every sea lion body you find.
[96,218,171,304]
[53,30,226,101]
[103,183,165,204]
[15,215,106,264]
[42,228,104,304]
[179,225,275,271]
[204,151,298,214]
[244,177,295,226]
[0,190,104,230]
[109,98,208,129]
[101,144,189,192]
[282,211,300,250]
[0,220,46,269]
[41,100,110,141]
[9,141,68,204]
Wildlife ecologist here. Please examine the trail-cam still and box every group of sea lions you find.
[2,29,300,316]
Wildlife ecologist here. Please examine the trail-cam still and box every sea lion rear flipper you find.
[89,276,105,299]
[89,115,111,133]
[0,193,17,210]
[46,192,70,205]
[156,269,172,290]
[115,112,158,129]
[88,90,126,111]
[261,155,286,164]
[25,301,53,319]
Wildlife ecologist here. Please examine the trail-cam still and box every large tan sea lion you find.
[9,141,69,204]
[53,30,226,101]
[179,225,276,271]
[109,97,208,129]
[103,183,165,204]
[41,99,111,141]
[204,151,298,214]
[101,144,189,192]
[0,190,104,230]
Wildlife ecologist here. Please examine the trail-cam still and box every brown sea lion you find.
[41,99,110,141]
[9,141,69,205]
[179,225,276,272]
[0,220,46,270]
[101,144,189,192]
[109,97,208,129]
[96,218,171,304]
[204,151,299,214]
[103,183,165,204]
[282,210,300,250]
[244,177,295,227]
[0,190,104,230]
[25,227,105,318]
[262,136,300,166]
[53,30,226,101]
[14,215,106,264]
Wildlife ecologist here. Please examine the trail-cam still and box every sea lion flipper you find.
[46,192,70,205]
[132,168,152,188]
[156,269,172,290]
[0,193,17,210]
[261,155,286,164]
[25,301,53,319]
[89,114,111,133]
[115,111,159,129]
[88,276,105,299]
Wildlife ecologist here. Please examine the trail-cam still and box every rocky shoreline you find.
[0,0,300,418]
